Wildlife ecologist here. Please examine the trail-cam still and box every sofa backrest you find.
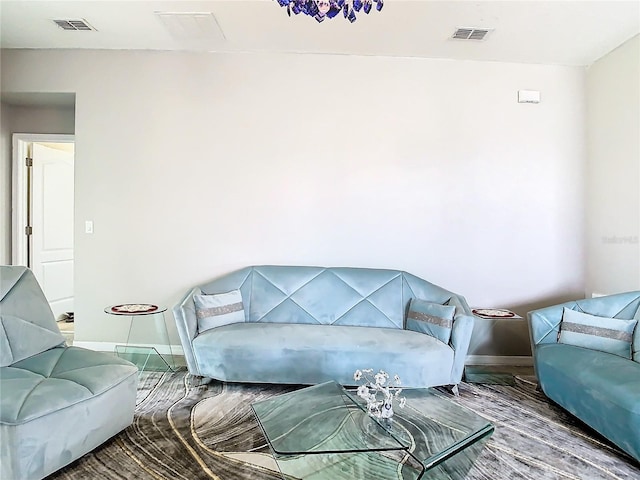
[529,291,640,364]
[199,266,463,329]
[0,266,65,367]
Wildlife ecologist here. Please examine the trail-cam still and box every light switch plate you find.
[518,90,541,103]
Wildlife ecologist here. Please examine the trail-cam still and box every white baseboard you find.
[73,341,184,357]
[465,355,533,366]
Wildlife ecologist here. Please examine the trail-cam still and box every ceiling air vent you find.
[53,19,96,31]
[155,12,225,41]
[452,28,490,41]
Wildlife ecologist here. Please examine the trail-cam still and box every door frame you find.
[11,133,75,266]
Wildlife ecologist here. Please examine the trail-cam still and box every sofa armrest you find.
[449,313,474,384]
[447,295,472,316]
[447,295,474,384]
[172,288,201,375]
[528,302,576,348]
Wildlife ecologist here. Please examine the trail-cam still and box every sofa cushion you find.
[559,308,637,359]
[192,323,455,388]
[405,299,455,344]
[246,267,407,328]
[535,343,640,460]
[194,290,245,333]
[200,266,457,329]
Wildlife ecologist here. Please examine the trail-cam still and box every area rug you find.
[48,369,639,480]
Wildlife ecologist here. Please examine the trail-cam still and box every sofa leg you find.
[450,385,459,396]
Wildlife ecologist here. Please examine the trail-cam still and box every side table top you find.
[105,304,167,315]
[472,308,522,319]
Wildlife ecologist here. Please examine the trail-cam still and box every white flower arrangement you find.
[353,369,406,420]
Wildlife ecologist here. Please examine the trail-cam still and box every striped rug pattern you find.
[48,370,639,479]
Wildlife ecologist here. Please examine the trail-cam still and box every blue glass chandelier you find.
[275,0,384,23]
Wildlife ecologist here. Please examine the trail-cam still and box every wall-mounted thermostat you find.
[518,90,541,104]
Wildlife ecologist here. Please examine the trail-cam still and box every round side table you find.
[105,304,174,372]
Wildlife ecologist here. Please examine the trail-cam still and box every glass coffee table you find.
[251,381,494,480]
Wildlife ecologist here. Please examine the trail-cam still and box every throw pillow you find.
[558,307,637,359]
[194,290,245,334]
[405,299,456,344]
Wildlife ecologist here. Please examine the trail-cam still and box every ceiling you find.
[0,1,639,67]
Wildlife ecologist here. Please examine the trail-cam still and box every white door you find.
[31,142,75,319]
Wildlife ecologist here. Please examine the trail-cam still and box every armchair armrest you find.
[529,292,640,350]
[172,288,201,375]
[526,298,621,349]
[529,293,640,362]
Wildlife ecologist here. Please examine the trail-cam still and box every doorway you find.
[12,134,75,329]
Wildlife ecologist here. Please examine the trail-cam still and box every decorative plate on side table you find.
[110,304,159,314]
[472,308,516,319]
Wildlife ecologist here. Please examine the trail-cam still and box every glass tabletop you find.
[252,380,494,480]
[251,380,410,455]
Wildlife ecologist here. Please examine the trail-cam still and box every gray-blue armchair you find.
[0,266,139,479]
[528,292,640,461]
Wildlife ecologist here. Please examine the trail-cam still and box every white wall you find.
[586,35,640,296]
[0,102,75,265]
[0,49,586,352]
[0,103,12,265]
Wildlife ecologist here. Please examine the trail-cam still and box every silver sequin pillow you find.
[194,290,245,334]
[558,307,637,359]
[405,298,456,344]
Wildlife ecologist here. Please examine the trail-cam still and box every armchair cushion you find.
[194,290,245,333]
[0,266,139,480]
[0,266,65,367]
[406,299,456,344]
[559,307,637,359]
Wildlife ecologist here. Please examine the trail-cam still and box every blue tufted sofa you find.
[0,266,139,479]
[528,292,640,462]
[174,266,475,390]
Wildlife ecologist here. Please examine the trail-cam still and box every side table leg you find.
[125,315,135,346]
[159,312,175,371]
